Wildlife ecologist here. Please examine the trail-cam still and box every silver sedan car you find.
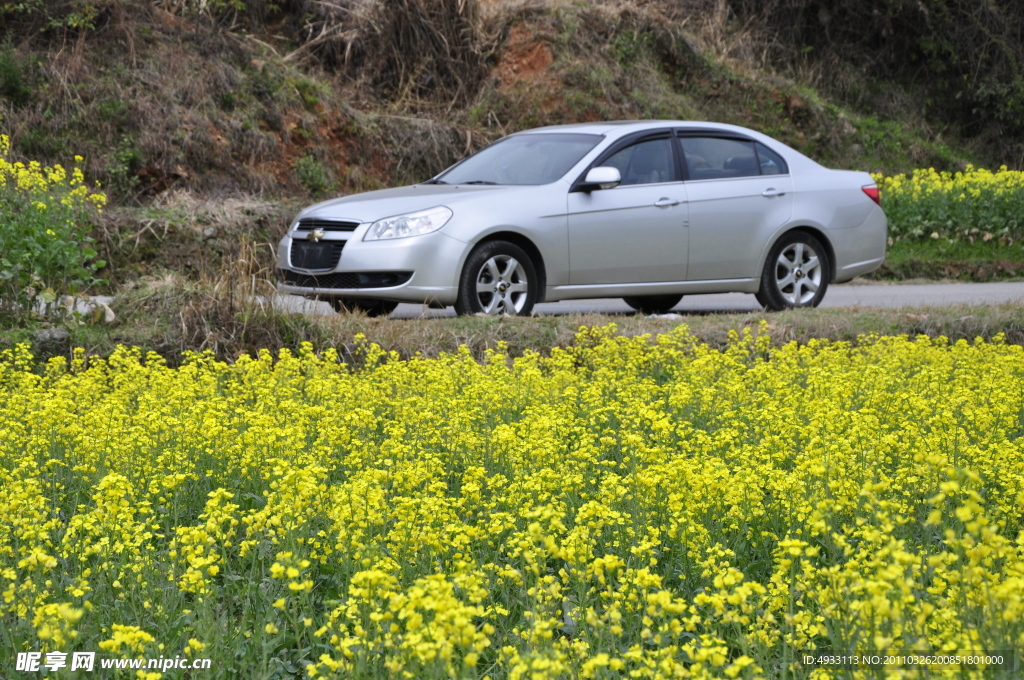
[276,121,886,316]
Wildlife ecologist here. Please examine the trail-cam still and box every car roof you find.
[517,120,763,137]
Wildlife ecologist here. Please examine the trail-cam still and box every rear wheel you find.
[622,294,683,315]
[455,241,538,316]
[756,231,830,311]
[331,298,399,317]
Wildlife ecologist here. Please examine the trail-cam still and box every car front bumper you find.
[275,229,467,306]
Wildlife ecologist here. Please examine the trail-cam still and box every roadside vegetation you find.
[0,135,108,323]
[869,166,1024,280]
[8,270,1024,366]
[879,167,1024,244]
[872,240,1024,282]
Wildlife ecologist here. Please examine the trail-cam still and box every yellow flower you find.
[2,326,1024,676]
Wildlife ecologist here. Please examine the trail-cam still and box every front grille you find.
[279,270,412,289]
[296,218,360,232]
[289,240,345,270]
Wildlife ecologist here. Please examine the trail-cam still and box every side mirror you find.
[580,167,621,192]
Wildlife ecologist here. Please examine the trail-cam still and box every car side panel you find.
[751,169,887,280]
[685,175,794,280]
[566,183,689,284]
[825,210,888,281]
[441,183,572,287]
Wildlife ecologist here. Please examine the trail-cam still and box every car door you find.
[566,132,689,285]
[679,135,794,281]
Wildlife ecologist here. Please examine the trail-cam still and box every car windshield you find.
[434,133,603,186]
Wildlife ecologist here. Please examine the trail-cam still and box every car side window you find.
[679,137,760,180]
[601,138,675,186]
[755,142,788,175]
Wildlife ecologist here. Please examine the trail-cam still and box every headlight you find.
[363,206,452,241]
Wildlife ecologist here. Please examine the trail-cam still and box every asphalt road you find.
[265,281,1024,319]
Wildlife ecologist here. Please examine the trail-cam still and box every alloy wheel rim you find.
[475,255,528,314]
[775,242,822,305]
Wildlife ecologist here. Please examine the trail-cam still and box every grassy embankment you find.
[8,287,1024,367]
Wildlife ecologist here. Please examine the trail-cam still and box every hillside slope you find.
[4,1,1018,195]
[1,0,1022,285]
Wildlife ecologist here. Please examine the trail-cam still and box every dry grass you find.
[104,242,300,358]
[92,191,292,287]
[481,0,778,77]
[280,0,490,106]
[376,114,476,184]
[17,268,1024,365]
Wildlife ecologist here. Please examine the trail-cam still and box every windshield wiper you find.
[461,180,498,185]
[423,179,448,185]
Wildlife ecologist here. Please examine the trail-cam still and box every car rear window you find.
[755,142,789,175]
[679,137,760,180]
[679,137,789,180]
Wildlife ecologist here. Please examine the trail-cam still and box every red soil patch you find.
[490,23,570,117]
[261,112,389,193]
[493,24,554,87]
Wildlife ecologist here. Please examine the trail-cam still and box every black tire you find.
[331,298,399,318]
[756,231,830,311]
[622,294,683,315]
[454,241,538,316]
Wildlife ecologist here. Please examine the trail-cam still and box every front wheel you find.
[331,298,399,317]
[623,294,683,315]
[455,241,538,316]
[756,231,830,311]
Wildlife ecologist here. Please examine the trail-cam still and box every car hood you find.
[297,184,539,223]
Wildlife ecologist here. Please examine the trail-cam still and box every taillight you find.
[862,185,881,205]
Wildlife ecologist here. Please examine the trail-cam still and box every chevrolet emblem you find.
[309,228,326,242]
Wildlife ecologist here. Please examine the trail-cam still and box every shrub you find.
[105,134,142,197]
[729,0,1024,143]
[0,135,107,322]
[0,44,31,107]
[0,0,111,31]
[294,154,333,197]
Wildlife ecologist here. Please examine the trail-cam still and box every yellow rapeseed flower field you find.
[1,326,1022,678]
[873,166,1024,243]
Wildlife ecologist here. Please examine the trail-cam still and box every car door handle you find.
[654,198,681,207]
[762,188,786,197]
